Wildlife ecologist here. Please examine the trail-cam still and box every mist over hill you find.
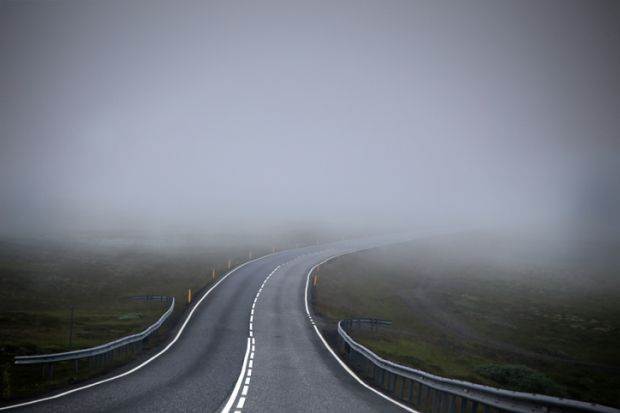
[1,0,618,244]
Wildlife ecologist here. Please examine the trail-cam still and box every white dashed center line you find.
[222,265,280,413]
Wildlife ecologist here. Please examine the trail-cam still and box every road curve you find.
[2,238,414,413]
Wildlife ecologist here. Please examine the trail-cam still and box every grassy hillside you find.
[312,233,620,408]
[0,238,270,401]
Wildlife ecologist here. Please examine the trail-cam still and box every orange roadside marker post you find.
[187,288,192,304]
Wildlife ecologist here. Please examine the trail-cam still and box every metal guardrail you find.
[336,319,620,413]
[15,296,175,366]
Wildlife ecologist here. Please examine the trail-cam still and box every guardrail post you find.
[448,394,455,413]
[471,400,478,413]
[409,380,413,403]
[418,383,424,405]
[400,377,405,399]
[439,391,445,413]
[460,397,467,413]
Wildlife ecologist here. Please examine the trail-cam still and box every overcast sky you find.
[1,0,618,239]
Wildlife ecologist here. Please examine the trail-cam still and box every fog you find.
[1,0,619,242]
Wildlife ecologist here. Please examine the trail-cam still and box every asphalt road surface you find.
[2,238,411,413]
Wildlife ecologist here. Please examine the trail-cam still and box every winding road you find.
[2,237,414,412]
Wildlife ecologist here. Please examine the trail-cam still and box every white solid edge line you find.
[0,251,281,411]
[221,337,251,413]
[304,257,419,413]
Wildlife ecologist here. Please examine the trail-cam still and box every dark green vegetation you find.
[313,233,620,408]
[0,237,273,401]
[475,364,565,395]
